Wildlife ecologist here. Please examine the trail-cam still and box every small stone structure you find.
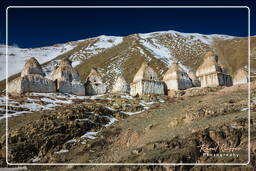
[130,62,164,96]
[21,57,45,77]
[196,52,232,87]
[163,63,193,91]
[51,58,85,95]
[8,57,56,94]
[112,75,130,94]
[8,75,56,94]
[233,68,249,85]
[188,71,201,87]
[84,68,106,95]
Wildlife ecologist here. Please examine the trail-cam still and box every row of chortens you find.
[8,51,249,96]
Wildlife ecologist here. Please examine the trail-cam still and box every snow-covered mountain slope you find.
[73,30,253,90]
[69,35,123,62]
[1,30,254,91]
[137,30,234,67]
[0,42,78,81]
[0,35,123,81]
[38,30,253,91]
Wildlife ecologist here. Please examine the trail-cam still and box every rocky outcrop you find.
[21,57,44,77]
[196,52,232,87]
[163,63,192,91]
[130,62,164,96]
[233,68,249,85]
[8,74,56,94]
[84,68,106,95]
[51,58,85,95]
[112,75,130,94]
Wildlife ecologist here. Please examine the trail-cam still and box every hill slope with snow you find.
[0,42,78,81]
[1,30,255,90]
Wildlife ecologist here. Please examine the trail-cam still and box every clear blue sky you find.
[0,0,254,48]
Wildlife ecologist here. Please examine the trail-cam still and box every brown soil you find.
[0,83,255,170]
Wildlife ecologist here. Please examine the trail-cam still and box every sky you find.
[0,0,255,48]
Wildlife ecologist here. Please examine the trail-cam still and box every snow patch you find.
[66,139,77,143]
[81,131,98,139]
[103,115,118,126]
[121,110,145,115]
[120,95,134,99]
[41,97,72,104]
[54,149,69,154]
[87,35,123,50]
[240,108,249,111]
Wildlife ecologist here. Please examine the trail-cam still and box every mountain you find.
[1,30,255,91]
[56,30,256,91]
[0,41,80,81]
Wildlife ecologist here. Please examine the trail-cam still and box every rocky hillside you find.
[1,82,255,170]
[48,30,256,91]
[1,30,255,91]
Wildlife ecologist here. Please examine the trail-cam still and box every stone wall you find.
[198,73,219,87]
[21,57,44,77]
[224,75,233,86]
[85,83,107,96]
[164,72,192,90]
[198,73,232,87]
[58,80,85,96]
[130,79,164,96]
[233,78,248,85]
[233,69,248,85]
[112,76,130,94]
[8,75,56,94]
[8,77,22,94]
[196,65,222,77]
